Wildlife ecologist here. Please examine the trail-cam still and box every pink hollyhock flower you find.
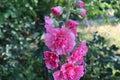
[45,26,76,55]
[44,51,59,70]
[44,16,55,33]
[51,6,62,16]
[53,70,65,80]
[80,61,86,73]
[80,8,86,17]
[68,41,88,64]
[77,41,88,56]
[45,16,53,25]
[67,20,79,36]
[53,63,85,80]
[68,50,84,64]
[78,1,85,8]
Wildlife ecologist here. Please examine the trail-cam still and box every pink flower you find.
[68,41,88,64]
[44,16,54,33]
[80,61,86,73]
[80,8,86,17]
[78,1,85,8]
[67,20,79,36]
[45,26,76,55]
[68,50,84,64]
[53,63,85,80]
[77,41,88,56]
[45,16,53,25]
[53,70,65,80]
[51,6,62,16]
[44,51,59,70]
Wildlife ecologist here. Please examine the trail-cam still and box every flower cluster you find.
[43,0,88,80]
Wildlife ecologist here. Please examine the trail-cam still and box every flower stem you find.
[56,0,59,6]
[65,0,72,24]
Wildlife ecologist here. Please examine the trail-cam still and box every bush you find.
[0,0,60,79]
[83,0,120,20]
[81,32,120,80]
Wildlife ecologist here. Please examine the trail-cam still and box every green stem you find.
[56,0,59,6]
[62,55,66,64]
[60,53,70,65]
[65,0,72,24]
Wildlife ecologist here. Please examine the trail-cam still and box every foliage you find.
[83,0,120,20]
[0,0,63,79]
[81,32,120,80]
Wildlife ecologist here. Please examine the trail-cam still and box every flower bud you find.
[78,1,85,8]
[76,8,86,17]
[51,6,63,16]
[80,8,86,17]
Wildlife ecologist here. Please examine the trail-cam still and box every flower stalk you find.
[65,0,72,24]
[43,0,88,80]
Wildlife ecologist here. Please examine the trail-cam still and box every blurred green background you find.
[0,0,120,80]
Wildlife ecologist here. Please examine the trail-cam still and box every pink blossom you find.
[44,16,54,33]
[44,51,59,70]
[53,63,85,80]
[53,70,65,80]
[45,26,76,55]
[45,16,53,25]
[67,20,79,36]
[68,41,88,64]
[77,41,88,56]
[51,6,62,16]
[78,1,85,8]
[80,61,86,73]
[68,50,84,64]
[80,8,86,17]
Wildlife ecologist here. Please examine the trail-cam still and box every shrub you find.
[0,0,61,79]
[81,32,120,80]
